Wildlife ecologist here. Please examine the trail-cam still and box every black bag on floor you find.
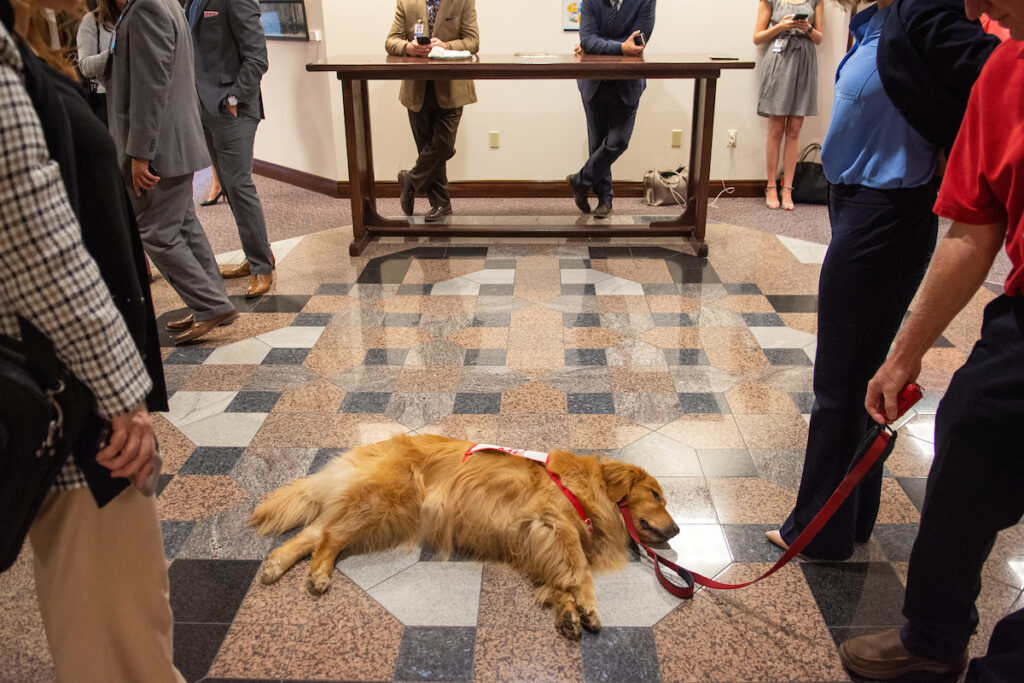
[0,320,96,572]
[783,143,828,205]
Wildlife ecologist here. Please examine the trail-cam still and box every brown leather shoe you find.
[166,313,195,331]
[173,309,239,345]
[839,629,967,680]
[220,260,251,278]
[245,272,273,298]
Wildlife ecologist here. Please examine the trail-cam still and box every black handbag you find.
[783,143,828,205]
[0,320,97,572]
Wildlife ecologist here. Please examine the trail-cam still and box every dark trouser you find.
[129,173,234,321]
[200,107,274,275]
[780,182,937,559]
[408,81,462,208]
[901,294,1024,661]
[578,81,639,204]
[965,607,1024,683]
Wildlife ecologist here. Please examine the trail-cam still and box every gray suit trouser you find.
[200,108,274,275]
[130,173,234,321]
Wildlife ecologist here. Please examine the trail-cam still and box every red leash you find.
[621,383,923,598]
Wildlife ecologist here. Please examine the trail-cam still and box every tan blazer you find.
[385,0,479,112]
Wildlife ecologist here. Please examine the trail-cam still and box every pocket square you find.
[203,10,218,17]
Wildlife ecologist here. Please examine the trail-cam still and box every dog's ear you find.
[602,460,642,502]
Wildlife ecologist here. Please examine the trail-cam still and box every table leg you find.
[649,76,717,257]
[340,78,407,256]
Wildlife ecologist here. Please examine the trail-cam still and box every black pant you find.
[578,81,639,204]
[408,81,462,208]
[780,182,937,559]
[902,294,1024,661]
[965,607,1024,683]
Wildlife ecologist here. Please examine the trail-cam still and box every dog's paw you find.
[260,560,284,585]
[555,607,582,641]
[578,605,602,634]
[306,573,331,596]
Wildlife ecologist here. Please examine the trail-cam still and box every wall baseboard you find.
[253,160,766,200]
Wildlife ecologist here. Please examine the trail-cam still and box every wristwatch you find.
[226,95,238,107]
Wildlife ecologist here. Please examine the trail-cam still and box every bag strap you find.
[798,143,822,163]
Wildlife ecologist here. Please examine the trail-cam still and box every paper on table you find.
[428,46,473,59]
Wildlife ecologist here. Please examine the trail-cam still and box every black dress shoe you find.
[424,204,452,223]
[398,170,415,216]
[593,200,613,218]
[567,173,591,214]
[199,190,224,206]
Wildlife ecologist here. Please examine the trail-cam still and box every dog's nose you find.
[664,522,680,539]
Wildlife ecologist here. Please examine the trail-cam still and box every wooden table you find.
[307,54,753,256]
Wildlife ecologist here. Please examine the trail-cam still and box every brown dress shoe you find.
[245,272,273,298]
[839,629,967,680]
[173,309,239,345]
[220,260,251,278]
[166,313,195,331]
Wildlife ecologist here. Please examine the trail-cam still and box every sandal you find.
[781,185,795,211]
[765,185,780,210]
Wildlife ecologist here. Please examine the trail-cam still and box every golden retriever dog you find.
[250,434,679,639]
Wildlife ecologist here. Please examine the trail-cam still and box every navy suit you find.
[575,0,656,204]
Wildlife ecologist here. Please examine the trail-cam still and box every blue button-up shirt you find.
[821,5,938,189]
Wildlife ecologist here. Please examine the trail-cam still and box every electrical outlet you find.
[726,129,737,148]
[671,129,683,148]
[489,131,500,148]
[309,29,322,41]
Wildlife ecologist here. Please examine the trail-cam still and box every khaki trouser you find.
[28,486,184,683]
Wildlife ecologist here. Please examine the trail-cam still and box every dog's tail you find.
[249,477,320,536]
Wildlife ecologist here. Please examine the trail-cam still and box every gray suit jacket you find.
[107,0,210,177]
[188,0,268,119]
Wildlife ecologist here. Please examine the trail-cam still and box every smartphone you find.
[793,13,808,21]
[634,32,646,46]
[416,35,430,45]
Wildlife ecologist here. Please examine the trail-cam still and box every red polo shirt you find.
[934,41,1024,297]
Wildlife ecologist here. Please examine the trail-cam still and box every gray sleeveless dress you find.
[757,0,819,117]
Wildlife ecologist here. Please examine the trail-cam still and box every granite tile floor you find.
[2,213,1022,683]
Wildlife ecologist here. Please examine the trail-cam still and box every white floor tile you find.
[177,412,268,447]
[256,326,325,349]
[778,235,828,264]
[337,546,422,591]
[618,432,702,477]
[593,563,684,627]
[368,562,483,627]
[164,391,238,428]
[204,338,273,365]
[749,326,817,349]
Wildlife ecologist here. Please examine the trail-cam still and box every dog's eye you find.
[652,490,661,503]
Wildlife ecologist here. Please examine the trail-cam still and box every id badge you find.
[772,33,789,53]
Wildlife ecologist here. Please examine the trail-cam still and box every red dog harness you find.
[462,444,593,533]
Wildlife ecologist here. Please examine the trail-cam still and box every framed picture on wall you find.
[563,1,580,31]
[259,0,309,40]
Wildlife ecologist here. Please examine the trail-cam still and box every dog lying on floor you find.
[250,433,679,639]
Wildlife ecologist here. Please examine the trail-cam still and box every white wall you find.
[254,0,852,184]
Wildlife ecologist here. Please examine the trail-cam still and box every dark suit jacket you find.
[577,0,656,107]
[878,0,998,151]
[188,0,268,119]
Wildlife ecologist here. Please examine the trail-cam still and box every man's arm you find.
[385,0,411,55]
[124,0,177,163]
[226,0,269,106]
[445,0,479,54]
[865,220,1007,422]
[579,0,622,54]
[634,0,656,44]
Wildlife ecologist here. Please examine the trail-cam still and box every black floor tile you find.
[292,313,332,326]
[581,626,660,683]
[464,349,506,366]
[164,347,215,365]
[651,313,694,327]
[663,349,707,366]
[363,348,409,366]
[315,283,353,295]
[800,562,906,628]
[168,559,261,624]
[238,294,310,314]
[161,520,195,559]
[484,258,517,269]
[261,348,310,365]
[339,392,392,413]
[565,313,602,328]
[478,283,514,296]
[763,348,813,366]
[568,393,615,414]
[872,524,920,563]
[452,392,502,415]
[742,312,785,327]
[394,626,476,682]
[226,391,281,413]
[697,449,758,477]
[790,391,816,413]
[471,312,511,327]
[559,258,591,269]
[643,283,681,295]
[358,255,414,284]
[724,283,763,295]
[565,349,607,367]
[721,524,785,562]
[174,621,230,682]
[898,477,927,513]
[309,447,345,475]
[180,447,246,475]
[678,392,723,414]
[383,313,423,327]
[156,473,174,497]
[767,294,819,313]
